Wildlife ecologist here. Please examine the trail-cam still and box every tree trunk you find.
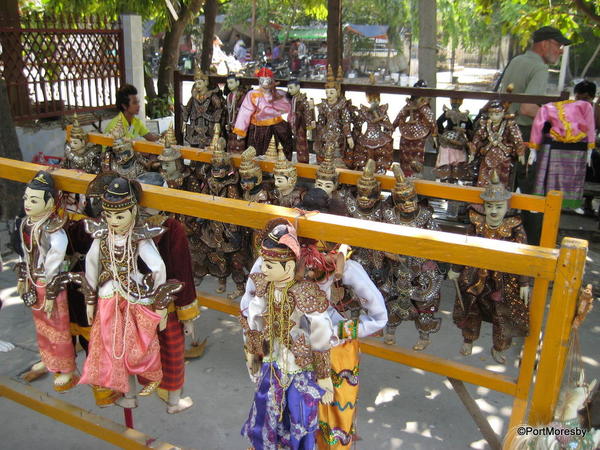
[327,0,342,72]
[450,42,456,80]
[157,0,205,98]
[0,80,25,220]
[418,0,437,87]
[144,66,157,99]
[200,0,217,72]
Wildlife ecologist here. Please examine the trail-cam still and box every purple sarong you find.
[242,362,324,450]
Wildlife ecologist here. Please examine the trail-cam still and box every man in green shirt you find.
[105,84,161,141]
[499,26,571,244]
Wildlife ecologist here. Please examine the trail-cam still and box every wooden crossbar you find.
[0,377,179,449]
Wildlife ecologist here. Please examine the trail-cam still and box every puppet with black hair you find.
[224,73,248,153]
[392,79,437,177]
[240,219,335,449]
[15,170,78,391]
[287,78,315,163]
[79,174,181,407]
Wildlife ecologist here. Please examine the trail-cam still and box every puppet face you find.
[325,88,339,104]
[23,187,54,220]
[226,78,240,91]
[161,160,178,177]
[240,175,258,192]
[287,83,300,96]
[69,137,86,154]
[193,79,209,97]
[275,175,294,193]
[484,200,508,227]
[315,179,336,197]
[104,208,136,235]
[261,258,295,282]
[489,111,504,125]
[393,192,418,215]
[357,190,378,210]
[259,77,274,89]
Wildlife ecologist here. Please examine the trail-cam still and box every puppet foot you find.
[215,278,226,294]
[167,396,193,414]
[0,340,14,352]
[491,348,506,364]
[22,361,48,382]
[139,381,160,397]
[31,361,46,372]
[460,342,473,356]
[227,286,245,300]
[54,372,79,392]
[116,396,138,409]
[413,338,431,351]
[383,332,396,345]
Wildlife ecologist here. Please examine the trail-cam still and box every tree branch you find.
[573,0,600,25]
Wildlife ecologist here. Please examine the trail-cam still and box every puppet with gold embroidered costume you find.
[15,171,78,392]
[448,171,530,364]
[287,78,316,163]
[315,66,354,168]
[240,219,335,449]
[382,165,443,351]
[468,100,525,188]
[435,96,473,170]
[191,143,248,299]
[182,68,224,148]
[103,118,156,179]
[79,174,181,407]
[272,150,305,208]
[63,115,101,175]
[224,73,249,154]
[393,80,436,177]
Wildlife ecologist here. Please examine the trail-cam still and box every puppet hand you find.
[347,137,354,149]
[520,286,530,306]
[158,308,168,331]
[307,129,313,141]
[86,304,96,326]
[318,377,334,404]
[587,149,592,167]
[518,154,526,165]
[182,320,195,337]
[447,269,460,281]
[527,149,537,166]
[468,153,475,163]
[43,299,54,319]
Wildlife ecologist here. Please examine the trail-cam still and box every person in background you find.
[576,80,600,216]
[233,36,247,63]
[498,25,571,245]
[104,84,160,141]
[297,40,307,59]
[318,41,327,55]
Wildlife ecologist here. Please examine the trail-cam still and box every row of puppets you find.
[178,65,595,209]
[15,70,596,449]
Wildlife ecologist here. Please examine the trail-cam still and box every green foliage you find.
[146,93,174,119]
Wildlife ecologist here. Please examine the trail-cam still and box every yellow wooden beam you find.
[0,158,559,278]
[527,237,588,425]
[86,132,548,212]
[0,376,177,449]
[197,292,518,396]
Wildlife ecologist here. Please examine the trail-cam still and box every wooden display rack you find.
[0,143,586,449]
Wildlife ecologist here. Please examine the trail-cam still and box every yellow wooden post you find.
[539,190,563,248]
[528,237,588,425]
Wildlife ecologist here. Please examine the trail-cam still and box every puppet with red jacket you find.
[232,67,294,159]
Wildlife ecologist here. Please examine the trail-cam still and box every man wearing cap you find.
[499,26,571,245]
[232,67,294,159]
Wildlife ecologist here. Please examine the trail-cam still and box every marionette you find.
[315,66,354,168]
[193,144,247,299]
[287,78,316,163]
[382,165,443,350]
[528,99,596,210]
[272,150,305,208]
[224,73,248,154]
[63,114,101,174]
[182,68,224,148]
[448,171,530,364]
[15,171,78,391]
[79,174,182,407]
[103,118,156,179]
[393,80,437,177]
[314,147,349,213]
[354,91,394,173]
[240,219,334,449]
[158,125,194,191]
[468,100,525,188]
[232,67,293,159]
[239,146,269,203]
[435,96,473,170]
[135,172,200,413]
[345,160,389,288]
